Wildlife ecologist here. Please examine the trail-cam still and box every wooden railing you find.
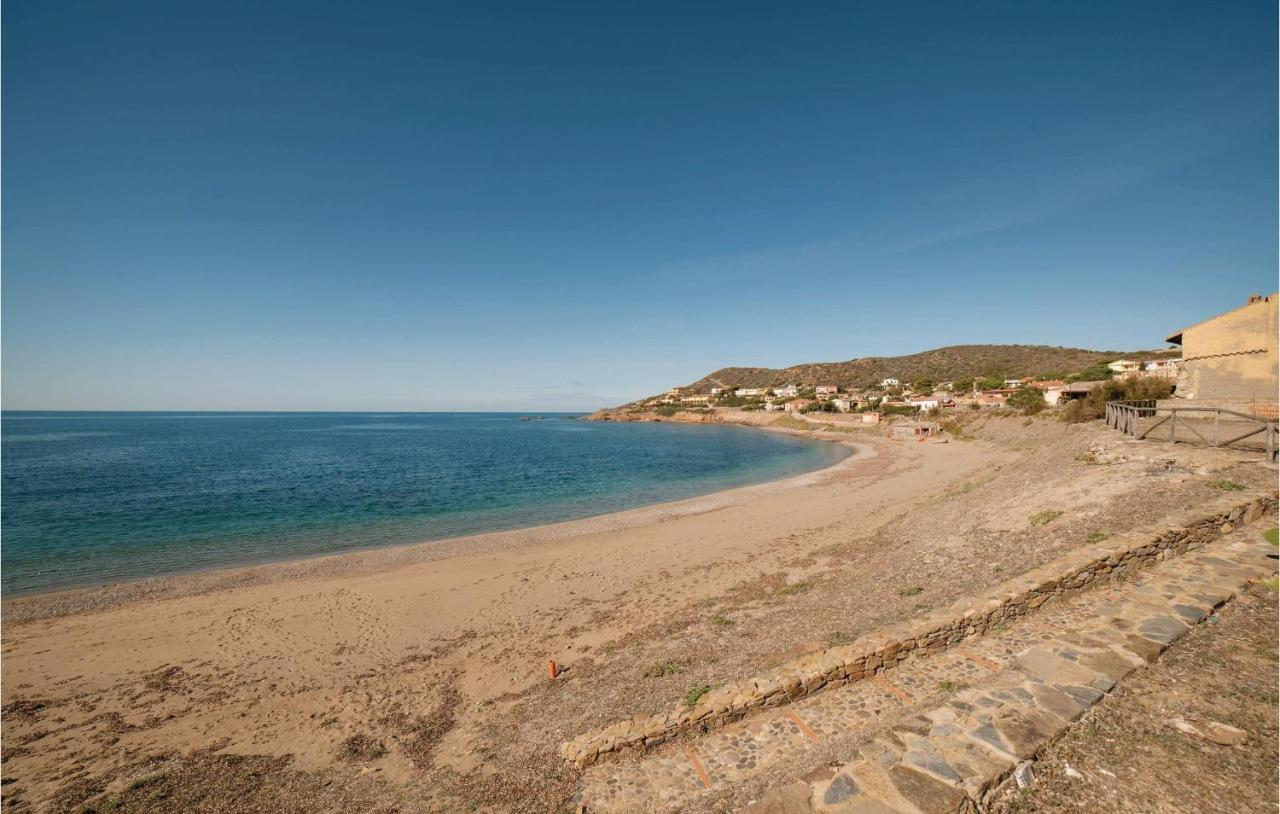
[1105,400,1278,461]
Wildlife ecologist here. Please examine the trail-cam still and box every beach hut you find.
[889,421,938,441]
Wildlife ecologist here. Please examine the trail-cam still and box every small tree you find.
[1007,387,1045,415]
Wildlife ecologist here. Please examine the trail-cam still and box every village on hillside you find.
[619,294,1278,432]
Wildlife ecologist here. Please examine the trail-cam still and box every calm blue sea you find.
[1,412,846,596]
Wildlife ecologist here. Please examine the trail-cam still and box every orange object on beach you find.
[547,659,558,680]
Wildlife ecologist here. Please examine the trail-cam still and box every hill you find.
[676,344,1178,395]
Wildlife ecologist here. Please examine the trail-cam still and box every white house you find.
[881,378,900,387]
[907,396,941,411]
[1003,378,1024,389]
[680,394,711,405]
[831,397,856,412]
[773,384,800,398]
[1041,385,1068,406]
[1106,359,1142,375]
[815,385,839,396]
[735,387,766,397]
[1141,359,1181,379]
[710,386,728,396]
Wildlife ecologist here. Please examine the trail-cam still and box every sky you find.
[3,0,1276,411]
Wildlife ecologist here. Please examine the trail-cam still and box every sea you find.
[0,412,848,596]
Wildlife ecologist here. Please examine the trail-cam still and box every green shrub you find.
[1208,480,1244,491]
[1067,364,1116,383]
[1007,387,1045,415]
[683,685,712,706]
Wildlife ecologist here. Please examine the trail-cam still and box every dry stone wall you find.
[560,492,1277,768]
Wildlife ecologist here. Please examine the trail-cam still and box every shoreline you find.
[3,427,862,623]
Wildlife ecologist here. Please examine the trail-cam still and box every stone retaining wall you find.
[560,492,1277,768]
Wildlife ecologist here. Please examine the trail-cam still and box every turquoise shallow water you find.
[1,412,848,595]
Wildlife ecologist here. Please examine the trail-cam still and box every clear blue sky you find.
[4,0,1276,411]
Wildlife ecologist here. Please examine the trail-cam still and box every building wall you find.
[1175,294,1278,411]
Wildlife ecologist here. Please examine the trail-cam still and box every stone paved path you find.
[574,523,1277,813]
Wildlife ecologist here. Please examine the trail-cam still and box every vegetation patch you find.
[400,686,460,769]
[1060,377,1173,423]
[1085,531,1108,544]
[769,415,811,431]
[898,586,923,597]
[939,418,975,441]
[1207,480,1245,492]
[683,685,712,706]
[644,661,683,678]
[776,580,812,596]
[710,614,735,628]
[336,733,387,762]
[1029,510,1063,526]
[1265,528,1278,546]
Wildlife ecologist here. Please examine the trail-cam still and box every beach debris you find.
[1013,761,1035,789]
[547,659,559,680]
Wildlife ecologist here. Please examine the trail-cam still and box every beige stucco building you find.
[1166,293,1278,416]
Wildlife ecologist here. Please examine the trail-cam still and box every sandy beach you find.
[3,414,1272,812]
